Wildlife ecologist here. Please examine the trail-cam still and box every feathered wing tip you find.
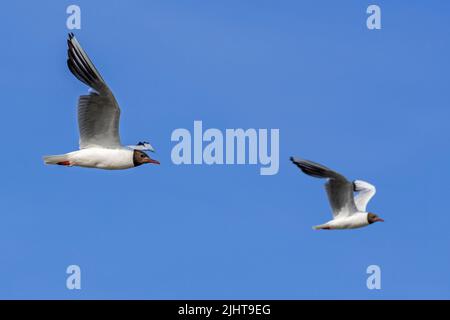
[137,141,155,152]
[290,157,342,180]
[67,33,106,93]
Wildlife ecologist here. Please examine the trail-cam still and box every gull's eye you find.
[141,154,145,158]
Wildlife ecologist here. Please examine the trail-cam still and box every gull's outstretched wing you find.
[290,157,358,218]
[67,33,121,149]
[353,180,376,212]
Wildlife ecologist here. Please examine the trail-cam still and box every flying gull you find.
[43,33,159,170]
[290,157,383,230]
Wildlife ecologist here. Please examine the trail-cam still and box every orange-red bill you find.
[145,158,160,165]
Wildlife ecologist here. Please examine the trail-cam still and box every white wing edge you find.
[353,180,376,212]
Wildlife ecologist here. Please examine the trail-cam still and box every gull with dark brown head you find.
[290,157,383,230]
[43,33,159,170]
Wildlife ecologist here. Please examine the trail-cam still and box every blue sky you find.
[0,0,449,299]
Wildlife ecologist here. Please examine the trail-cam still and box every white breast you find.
[67,148,134,170]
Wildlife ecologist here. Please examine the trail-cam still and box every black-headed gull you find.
[290,157,383,230]
[43,33,159,170]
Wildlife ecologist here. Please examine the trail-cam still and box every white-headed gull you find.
[43,33,159,170]
[290,157,383,230]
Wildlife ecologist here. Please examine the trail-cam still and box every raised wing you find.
[353,180,376,212]
[67,33,122,149]
[290,157,358,218]
[127,141,155,152]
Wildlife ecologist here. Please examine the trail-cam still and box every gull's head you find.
[367,212,384,224]
[133,150,160,167]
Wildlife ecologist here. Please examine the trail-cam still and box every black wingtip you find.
[289,156,295,162]
[68,32,75,39]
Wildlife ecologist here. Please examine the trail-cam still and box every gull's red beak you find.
[375,218,385,222]
[144,158,160,165]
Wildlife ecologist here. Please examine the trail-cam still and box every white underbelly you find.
[328,213,369,229]
[67,148,134,170]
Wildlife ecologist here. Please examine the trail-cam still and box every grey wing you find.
[290,158,358,218]
[77,93,121,148]
[67,33,121,149]
[325,179,358,218]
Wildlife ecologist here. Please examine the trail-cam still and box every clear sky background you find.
[0,0,449,299]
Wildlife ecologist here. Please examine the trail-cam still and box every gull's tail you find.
[312,224,331,230]
[43,154,71,166]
